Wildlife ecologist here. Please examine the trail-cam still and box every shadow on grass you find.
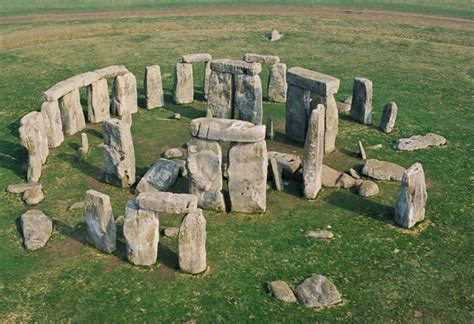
[58,152,104,182]
[54,219,87,245]
[273,130,304,149]
[0,139,27,178]
[162,93,207,120]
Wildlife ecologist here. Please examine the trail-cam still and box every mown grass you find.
[0,3,473,323]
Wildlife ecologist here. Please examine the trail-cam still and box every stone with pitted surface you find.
[394,133,446,151]
[136,159,180,194]
[173,63,194,104]
[234,74,263,125]
[181,53,212,63]
[190,117,266,142]
[59,89,86,136]
[207,71,233,118]
[111,72,138,115]
[87,78,110,123]
[179,209,207,274]
[84,190,116,253]
[303,105,325,199]
[294,274,342,308]
[210,59,262,76]
[243,53,280,65]
[268,63,287,103]
[144,65,164,109]
[287,67,340,96]
[40,100,64,148]
[362,159,405,181]
[20,209,53,250]
[137,192,198,214]
[350,77,373,125]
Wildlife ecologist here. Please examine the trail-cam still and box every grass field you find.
[0,1,473,322]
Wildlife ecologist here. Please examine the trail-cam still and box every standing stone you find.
[173,63,193,104]
[303,105,325,199]
[87,78,110,123]
[136,158,180,194]
[186,137,225,211]
[144,65,164,109]
[379,102,397,133]
[203,61,212,100]
[58,89,86,136]
[395,163,427,228]
[40,100,64,148]
[207,71,233,118]
[286,84,311,143]
[179,209,207,274]
[123,200,159,266]
[266,116,274,140]
[111,72,138,116]
[228,141,268,213]
[234,74,263,125]
[269,157,283,191]
[20,209,53,250]
[102,119,136,188]
[268,63,287,103]
[350,77,373,124]
[84,189,116,253]
[312,94,338,153]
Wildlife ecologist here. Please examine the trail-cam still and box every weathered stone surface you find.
[102,119,136,188]
[350,77,373,125]
[358,180,379,197]
[394,133,447,151]
[173,63,194,104]
[22,185,44,205]
[322,164,342,188]
[164,227,179,238]
[207,71,233,118]
[186,137,225,211]
[68,201,85,211]
[285,84,311,143]
[173,113,181,120]
[20,209,52,250]
[58,89,86,136]
[40,100,64,148]
[243,53,280,65]
[124,200,159,266]
[303,105,325,199]
[6,182,40,194]
[190,117,266,142]
[358,140,367,160]
[111,72,138,116]
[144,65,164,109]
[84,190,116,253]
[294,275,342,308]
[349,168,361,179]
[312,94,338,153]
[234,74,263,125]
[179,209,207,274]
[267,281,297,303]
[78,132,89,157]
[269,157,283,191]
[266,116,274,140]
[94,65,129,79]
[395,163,427,228]
[362,159,405,181]
[336,101,351,114]
[303,230,334,239]
[268,63,287,103]
[174,159,188,177]
[228,141,268,213]
[203,61,212,99]
[337,173,357,189]
[270,30,282,42]
[136,159,179,194]
[367,144,383,150]
[43,71,100,101]
[164,148,183,159]
[87,78,110,123]
[137,192,198,214]
[379,102,397,133]
[287,67,340,96]
[181,53,212,63]
[210,59,262,76]
[268,151,302,177]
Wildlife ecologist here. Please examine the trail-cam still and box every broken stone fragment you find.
[294,274,342,308]
[136,159,180,194]
[6,182,40,194]
[20,209,53,250]
[357,180,379,197]
[269,30,282,42]
[321,164,343,188]
[349,168,361,179]
[303,230,334,239]
[394,133,446,151]
[268,151,302,178]
[164,148,183,159]
[267,281,297,303]
[67,201,85,211]
[337,173,357,189]
[362,159,405,181]
[269,157,283,192]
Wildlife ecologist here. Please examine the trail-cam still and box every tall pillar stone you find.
[350,77,373,124]
[311,94,338,153]
[207,70,233,118]
[144,65,164,109]
[285,84,311,143]
[204,61,212,100]
[84,189,116,253]
[173,63,193,104]
[379,102,397,133]
[268,63,287,103]
[58,88,86,136]
[234,74,263,125]
[111,72,138,116]
[87,78,110,123]
[40,100,64,148]
[303,105,325,199]
[179,209,207,274]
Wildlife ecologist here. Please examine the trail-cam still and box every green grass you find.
[0,2,473,322]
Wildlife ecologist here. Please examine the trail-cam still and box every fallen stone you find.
[367,144,383,150]
[303,230,334,239]
[303,105,325,199]
[136,159,180,194]
[43,71,100,102]
[285,84,311,143]
[68,201,85,211]
[358,140,367,160]
[20,209,53,250]
[111,72,138,115]
[294,274,342,308]
[234,74,263,125]
[322,164,342,188]
[350,77,373,125]
[358,180,379,197]
[266,116,274,140]
[268,63,287,103]
[22,185,44,205]
[269,157,283,192]
[379,102,397,133]
[137,192,198,214]
[243,53,280,65]
[59,89,86,136]
[190,117,266,142]
[337,173,357,189]
[287,67,340,96]
[164,148,183,159]
[164,227,179,238]
[210,59,262,76]
[269,30,282,42]
[207,70,233,118]
[181,53,212,63]
[361,159,405,181]
[179,209,207,274]
[394,133,447,151]
[6,182,40,194]
[268,151,302,177]
[94,65,129,79]
[40,100,64,148]
[267,281,297,303]
[311,94,338,153]
[144,65,164,109]
[349,168,361,179]
[87,78,110,123]
[84,190,116,253]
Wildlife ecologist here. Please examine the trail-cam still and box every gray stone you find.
[269,30,282,42]
[124,200,159,266]
[228,141,268,213]
[58,89,86,136]
[287,67,340,96]
[203,61,212,99]
[358,140,367,160]
[144,65,164,109]
[303,230,334,239]
[267,281,297,303]
[137,192,198,214]
[243,53,280,65]
[358,180,379,197]
[111,72,138,116]
[87,78,110,123]
[343,96,352,105]
[173,113,181,120]
[394,133,447,151]
[181,53,212,63]
[234,74,263,125]
[268,63,287,103]
[322,164,342,188]
[395,163,427,228]
[40,100,64,148]
[6,182,40,194]
[294,274,342,308]
[20,209,52,250]
[285,84,311,143]
[179,209,207,274]
[349,168,361,179]
[84,190,116,253]
[68,201,85,211]
[136,159,179,194]
[362,159,405,181]
[164,227,179,238]
[303,105,325,199]
[337,173,357,189]
[210,59,261,76]
[269,157,283,191]
[164,148,183,159]
[22,185,44,205]
[78,132,89,157]
[173,63,194,104]
[43,71,100,102]
[268,151,302,177]
[94,65,129,79]
[190,117,266,142]
[379,102,397,133]
[207,71,233,118]
[312,94,338,153]
[266,116,274,140]
[350,77,373,125]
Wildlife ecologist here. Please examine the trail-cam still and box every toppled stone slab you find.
[362,159,405,181]
[6,182,40,194]
[20,209,53,250]
[164,227,179,238]
[22,185,44,205]
[210,59,262,76]
[287,67,340,96]
[268,63,287,103]
[94,65,129,79]
[136,159,180,194]
[268,152,302,177]
[84,190,116,253]
[294,274,342,308]
[243,53,280,65]
[181,53,212,63]
[173,63,194,104]
[43,71,100,101]
[303,105,325,199]
[358,180,379,197]
[40,100,64,148]
[303,230,334,239]
[144,65,164,109]
[179,209,207,274]
[190,117,266,142]
[137,192,198,214]
[350,77,373,125]
[379,102,397,133]
[394,133,447,151]
[164,148,183,159]
[322,164,342,188]
[87,78,110,123]
[267,280,297,303]
[207,70,233,118]
[234,74,263,125]
[270,30,282,42]
[349,168,361,179]
[337,173,357,189]
[59,88,86,136]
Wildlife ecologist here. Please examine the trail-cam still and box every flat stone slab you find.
[94,65,129,79]
[267,281,297,303]
[243,53,280,64]
[268,152,302,177]
[394,133,447,151]
[294,274,342,308]
[44,71,100,101]
[20,209,53,250]
[287,67,340,96]
[322,164,343,188]
[362,159,405,181]
[136,159,180,194]
[181,53,212,63]
[137,192,198,214]
[190,117,265,142]
[210,59,262,76]
[303,230,334,239]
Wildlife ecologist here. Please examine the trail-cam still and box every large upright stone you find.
[286,84,311,143]
[20,209,53,250]
[311,94,338,153]
[379,102,397,133]
[190,117,266,142]
[58,89,86,136]
[395,163,427,228]
[287,67,340,96]
[84,190,116,253]
[228,141,268,213]
[137,192,198,214]
[173,63,193,105]
[179,209,207,274]
[87,78,110,123]
[123,200,159,266]
[144,65,164,109]
[207,71,233,118]
[350,77,373,124]
[303,105,325,199]
[234,74,263,125]
[40,100,64,148]
[268,63,287,103]
[111,72,138,116]
[186,137,225,211]
[136,158,179,193]
[102,119,136,188]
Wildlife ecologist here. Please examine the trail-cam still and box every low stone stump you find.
[350,77,373,125]
[268,63,287,103]
[136,158,180,194]
[379,102,397,133]
[178,209,207,274]
[137,192,198,214]
[173,63,193,104]
[362,159,405,181]
[303,105,325,199]
[59,88,86,136]
[20,209,53,250]
[144,65,164,109]
[40,100,64,148]
[190,117,266,143]
[84,190,116,253]
[207,70,233,118]
[234,74,263,125]
[87,78,110,123]
[111,72,138,116]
